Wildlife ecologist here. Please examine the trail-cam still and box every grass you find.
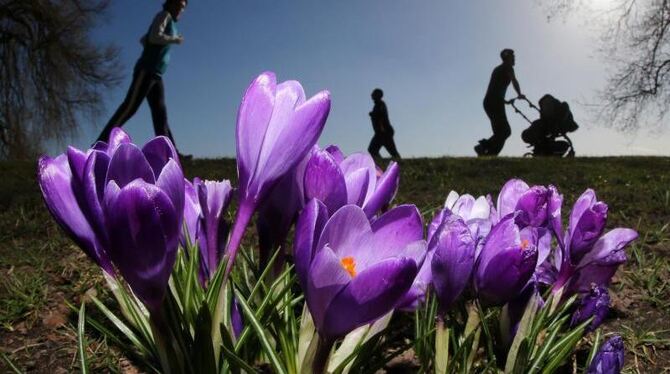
[1,156,669,372]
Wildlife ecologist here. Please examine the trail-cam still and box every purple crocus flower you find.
[444,191,496,255]
[553,190,638,295]
[38,153,115,275]
[39,128,184,312]
[197,179,234,279]
[295,202,425,339]
[474,214,539,307]
[496,179,559,229]
[571,285,610,333]
[226,72,330,275]
[303,145,399,217]
[588,335,624,374]
[566,189,609,264]
[430,215,476,312]
[398,191,494,310]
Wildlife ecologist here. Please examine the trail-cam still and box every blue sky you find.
[73,0,670,157]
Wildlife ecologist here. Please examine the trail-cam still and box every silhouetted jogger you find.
[97,0,188,157]
[368,88,401,159]
[475,49,526,156]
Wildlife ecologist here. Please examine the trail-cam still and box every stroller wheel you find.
[523,152,533,158]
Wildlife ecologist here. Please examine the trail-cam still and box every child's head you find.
[371,88,384,101]
[164,0,187,20]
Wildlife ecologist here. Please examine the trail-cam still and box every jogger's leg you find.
[146,76,177,147]
[483,102,510,156]
[384,135,401,159]
[97,70,152,142]
[368,134,383,158]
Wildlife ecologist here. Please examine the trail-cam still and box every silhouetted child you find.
[97,0,190,158]
[475,49,526,156]
[368,88,401,160]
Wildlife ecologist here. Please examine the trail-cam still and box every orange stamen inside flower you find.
[521,239,530,250]
[340,256,357,277]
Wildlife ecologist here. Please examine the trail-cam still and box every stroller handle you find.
[507,97,540,112]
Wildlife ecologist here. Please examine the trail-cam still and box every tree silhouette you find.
[0,0,121,159]
[542,0,670,131]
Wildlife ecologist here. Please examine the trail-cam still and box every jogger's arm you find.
[148,11,182,45]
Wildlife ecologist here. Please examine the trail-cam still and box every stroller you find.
[509,94,578,157]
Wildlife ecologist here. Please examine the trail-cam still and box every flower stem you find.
[224,200,256,277]
[435,317,450,374]
[211,201,255,366]
[311,335,335,374]
[149,310,185,374]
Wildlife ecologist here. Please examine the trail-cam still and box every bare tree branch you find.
[539,0,670,131]
[0,0,121,159]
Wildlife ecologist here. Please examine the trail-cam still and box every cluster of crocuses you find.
[38,71,633,373]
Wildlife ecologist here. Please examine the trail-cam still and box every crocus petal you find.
[444,191,460,210]
[362,161,399,217]
[431,216,476,310]
[66,147,88,185]
[294,199,329,291]
[231,297,244,339]
[567,251,627,294]
[398,247,435,310]
[452,194,475,218]
[257,173,301,266]
[470,195,492,220]
[340,153,377,202]
[571,286,610,333]
[303,150,347,213]
[307,245,353,335]
[106,143,155,188]
[316,205,371,258]
[569,189,597,234]
[181,178,201,246]
[38,155,113,274]
[104,180,179,312]
[155,159,185,227]
[107,128,132,153]
[325,144,345,163]
[476,214,519,274]
[578,228,638,268]
[428,208,451,243]
[249,81,331,198]
[199,180,233,223]
[197,180,233,278]
[344,168,370,206]
[536,228,553,267]
[91,141,109,153]
[569,202,608,261]
[363,205,424,263]
[81,150,111,243]
[497,179,529,217]
[587,336,624,374]
[236,72,276,191]
[142,136,180,178]
[476,242,538,307]
[548,185,563,241]
[321,257,418,338]
[515,186,548,227]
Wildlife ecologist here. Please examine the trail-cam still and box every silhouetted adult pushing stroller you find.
[508,94,578,157]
